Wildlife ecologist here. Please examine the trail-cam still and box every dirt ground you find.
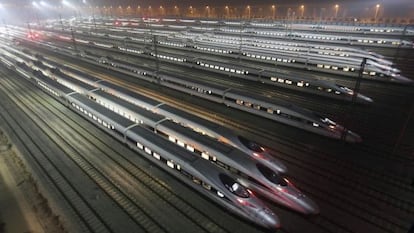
[0,129,64,233]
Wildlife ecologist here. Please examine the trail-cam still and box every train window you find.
[297,82,304,87]
[144,147,152,155]
[177,140,185,147]
[168,136,176,142]
[267,109,274,114]
[237,136,264,153]
[167,160,174,168]
[201,152,209,160]
[256,163,287,186]
[193,178,201,185]
[137,142,143,149]
[236,100,243,105]
[244,102,252,107]
[186,145,195,152]
[286,80,292,84]
[202,182,211,190]
[219,174,249,198]
[153,153,161,160]
[270,77,277,82]
[98,119,102,124]
[217,191,225,198]
[313,123,319,127]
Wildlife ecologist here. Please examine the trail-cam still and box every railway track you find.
[0,67,269,233]
[29,42,413,162]
[0,68,118,233]
[7,38,414,233]
[20,53,413,233]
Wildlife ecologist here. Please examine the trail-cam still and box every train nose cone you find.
[258,208,281,229]
[297,195,320,215]
[271,157,288,173]
[345,130,362,143]
[356,93,373,104]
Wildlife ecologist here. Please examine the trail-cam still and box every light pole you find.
[189,6,193,17]
[335,4,339,18]
[225,6,229,18]
[247,5,251,19]
[159,6,164,17]
[206,5,210,18]
[374,4,380,22]
[300,5,304,18]
[174,5,179,17]
[271,5,275,20]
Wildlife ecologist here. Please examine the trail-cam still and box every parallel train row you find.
[113,17,414,37]
[48,31,374,104]
[0,46,322,229]
[21,40,362,143]
[43,22,411,83]
[9,26,377,103]
[94,18,414,48]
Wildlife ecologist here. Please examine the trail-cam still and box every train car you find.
[87,89,318,214]
[66,93,281,229]
[32,54,290,174]
[45,22,408,83]
[158,72,362,143]
[31,42,362,142]
[1,55,281,228]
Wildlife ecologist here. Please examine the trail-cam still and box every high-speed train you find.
[47,65,319,215]
[0,53,281,229]
[40,24,410,84]
[114,18,414,37]
[25,22,410,84]
[82,50,363,142]
[8,38,363,142]
[49,31,374,103]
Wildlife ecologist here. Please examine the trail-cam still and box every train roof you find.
[161,120,232,153]
[127,125,198,163]
[63,65,102,82]
[71,93,133,127]
[94,89,165,122]
[158,104,223,131]
[99,81,162,106]
[56,70,97,90]
[33,71,74,94]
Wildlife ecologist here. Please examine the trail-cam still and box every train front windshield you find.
[219,174,250,198]
[257,163,287,186]
[238,136,264,153]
